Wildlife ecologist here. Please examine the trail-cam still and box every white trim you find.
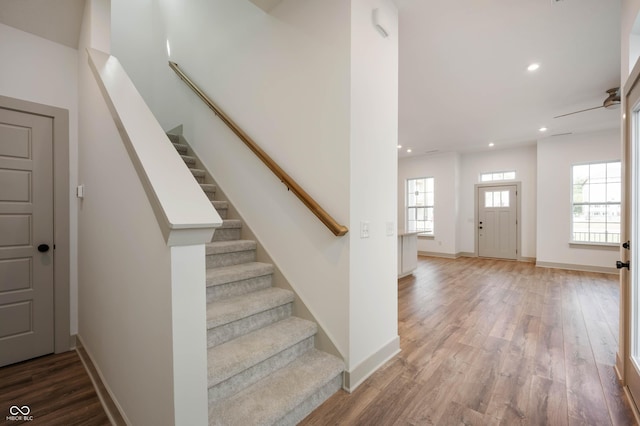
[536,261,618,275]
[343,336,400,392]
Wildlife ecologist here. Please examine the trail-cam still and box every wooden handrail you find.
[169,61,348,237]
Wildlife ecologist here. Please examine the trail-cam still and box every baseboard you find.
[536,261,619,275]
[418,251,457,259]
[343,336,400,392]
[456,252,476,258]
[76,337,128,426]
[519,256,536,263]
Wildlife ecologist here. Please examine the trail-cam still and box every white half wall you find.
[0,23,79,334]
[536,129,621,270]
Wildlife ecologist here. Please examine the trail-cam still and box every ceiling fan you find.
[553,87,621,119]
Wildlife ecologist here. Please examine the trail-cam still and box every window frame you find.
[480,170,516,183]
[570,160,621,246]
[406,177,434,236]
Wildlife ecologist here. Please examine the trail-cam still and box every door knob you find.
[623,241,631,250]
[617,260,630,270]
[37,244,50,253]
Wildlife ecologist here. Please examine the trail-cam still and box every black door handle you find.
[617,260,630,270]
[37,244,50,253]
[623,241,631,250]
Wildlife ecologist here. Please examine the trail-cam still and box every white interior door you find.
[0,107,54,367]
[478,185,518,260]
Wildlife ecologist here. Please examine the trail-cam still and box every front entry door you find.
[0,108,54,367]
[478,185,518,260]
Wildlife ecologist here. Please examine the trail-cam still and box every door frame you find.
[474,181,522,260]
[0,95,71,354]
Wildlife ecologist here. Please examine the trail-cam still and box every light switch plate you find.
[386,221,394,236]
[360,221,370,239]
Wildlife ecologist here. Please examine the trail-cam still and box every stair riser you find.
[193,174,205,184]
[203,190,216,200]
[183,158,196,167]
[206,250,256,269]
[207,275,273,303]
[212,228,241,242]
[209,337,314,403]
[277,374,343,426]
[208,303,292,347]
[215,208,228,219]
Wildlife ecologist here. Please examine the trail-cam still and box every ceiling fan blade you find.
[554,105,604,119]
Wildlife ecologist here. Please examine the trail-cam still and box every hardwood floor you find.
[0,350,109,426]
[301,256,637,426]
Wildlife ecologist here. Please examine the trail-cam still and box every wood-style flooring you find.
[0,350,109,426]
[301,256,637,426]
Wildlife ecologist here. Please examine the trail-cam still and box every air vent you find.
[551,132,573,137]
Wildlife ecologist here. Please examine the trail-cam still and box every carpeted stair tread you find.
[208,349,344,426]
[182,154,197,167]
[166,133,180,143]
[200,183,217,193]
[207,287,293,329]
[191,168,206,178]
[218,219,242,229]
[206,240,256,255]
[206,262,273,287]
[207,317,316,388]
[172,142,188,154]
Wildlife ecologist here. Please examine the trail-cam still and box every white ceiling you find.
[0,0,85,49]
[394,0,622,157]
[0,0,622,159]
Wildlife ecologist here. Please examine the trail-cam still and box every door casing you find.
[0,95,70,354]
[474,181,522,260]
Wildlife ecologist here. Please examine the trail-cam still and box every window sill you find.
[418,234,435,239]
[569,242,619,250]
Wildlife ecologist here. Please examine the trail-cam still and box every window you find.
[480,170,516,182]
[571,161,621,244]
[407,177,434,234]
[485,190,510,208]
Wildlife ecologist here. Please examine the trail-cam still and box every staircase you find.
[167,132,344,425]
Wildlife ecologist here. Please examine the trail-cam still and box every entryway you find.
[476,183,519,260]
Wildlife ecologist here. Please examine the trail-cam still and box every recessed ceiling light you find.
[527,63,540,72]
[406,148,412,153]
[488,142,495,147]
[539,127,548,132]
[397,145,402,149]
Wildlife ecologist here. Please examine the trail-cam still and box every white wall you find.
[348,0,399,379]
[459,145,537,258]
[398,152,459,255]
[537,129,621,270]
[112,0,400,380]
[0,23,79,334]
